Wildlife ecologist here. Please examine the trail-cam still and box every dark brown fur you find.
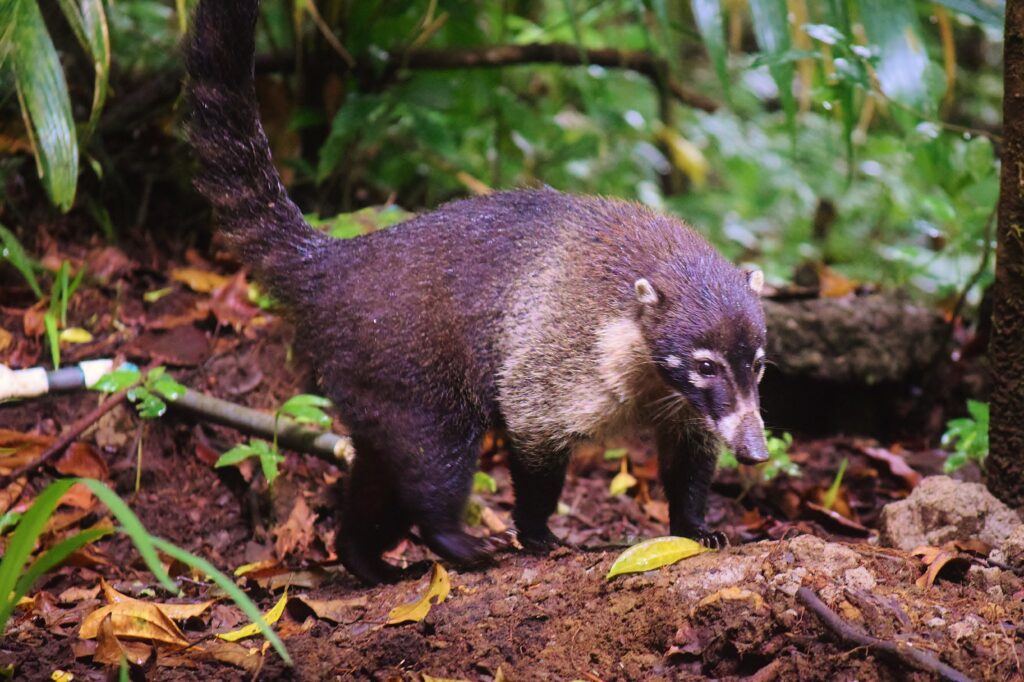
[186,0,767,584]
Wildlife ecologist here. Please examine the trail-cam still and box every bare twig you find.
[0,389,129,489]
[796,586,974,682]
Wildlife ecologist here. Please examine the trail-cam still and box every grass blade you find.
[691,0,729,92]
[11,0,79,211]
[0,223,43,297]
[151,537,292,665]
[76,479,176,593]
[0,479,76,631]
[859,0,933,111]
[748,0,796,139]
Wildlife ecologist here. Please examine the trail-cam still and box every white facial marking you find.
[634,278,658,305]
[688,372,711,389]
[747,269,764,294]
[692,348,727,366]
[666,354,682,368]
[754,347,766,382]
[714,395,761,443]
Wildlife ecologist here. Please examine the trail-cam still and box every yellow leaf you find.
[609,458,637,497]
[606,536,710,580]
[217,590,287,642]
[171,267,230,294]
[423,675,472,682]
[387,563,450,625]
[233,559,279,576]
[58,327,93,344]
[51,671,74,682]
[79,602,189,647]
[655,126,708,188]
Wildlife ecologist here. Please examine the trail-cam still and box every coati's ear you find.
[745,269,764,295]
[634,278,659,305]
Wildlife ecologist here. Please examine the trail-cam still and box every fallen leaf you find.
[80,581,191,647]
[696,586,766,611]
[59,328,93,344]
[85,246,133,284]
[200,639,263,673]
[50,670,74,682]
[423,675,472,682]
[387,563,450,625]
[273,496,316,559]
[55,443,108,479]
[291,594,368,624]
[217,590,287,642]
[58,585,101,604]
[125,325,210,367]
[606,537,710,580]
[171,267,230,294]
[860,445,922,488]
[209,271,260,331]
[912,546,971,588]
[58,482,96,511]
[234,559,279,577]
[93,612,153,666]
[641,500,670,525]
[0,327,12,352]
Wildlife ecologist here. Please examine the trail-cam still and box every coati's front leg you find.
[656,425,727,549]
[507,445,570,552]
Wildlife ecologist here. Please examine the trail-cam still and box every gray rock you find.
[878,476,1021,551]
[993,524,1024,569]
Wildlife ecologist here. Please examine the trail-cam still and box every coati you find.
[186,0,769,585]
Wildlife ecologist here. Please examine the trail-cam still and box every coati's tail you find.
[185,0,325,301]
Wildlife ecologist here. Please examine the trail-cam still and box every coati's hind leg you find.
[337,438,410,585]
[656,425,728,549]
[507,443,570,552]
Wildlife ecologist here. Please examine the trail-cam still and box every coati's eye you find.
[698,360,718,377]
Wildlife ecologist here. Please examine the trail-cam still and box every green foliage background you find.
[0,0,1005,301]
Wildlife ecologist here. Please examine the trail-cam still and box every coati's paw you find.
[423,528,502,566]
[517,527,570,554]
[340,550,404,585]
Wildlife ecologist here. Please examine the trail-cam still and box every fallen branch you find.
[0,388,129,489]
[796,586,973,682]
[167,388,353,469]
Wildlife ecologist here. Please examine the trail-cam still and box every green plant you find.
[941,399,989,472]
[216,393,332,486]
[0,478,290,664]
[1,0,110,210]
[718,430,800,488]
[43,260,87,369]
[93,366,186,419]
[821,456,849,511]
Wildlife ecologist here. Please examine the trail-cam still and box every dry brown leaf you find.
[641,499,670,525]
[171,267,230,294]
[273,496,316,559]
[199,640,263,673]
[54,443,109,480]
[860,445,922,489]
[58,483,96,511]
[93,613,153,666]
[209,271,260,331]
[0,428,51,474]
[291,594,369,624]
[912,546,971,588]
[0,478,26,515]
[80,581,190,647]
[0,326,12,353]
[58,585,102,604]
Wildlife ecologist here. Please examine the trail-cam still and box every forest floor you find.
[1,227,1022,681]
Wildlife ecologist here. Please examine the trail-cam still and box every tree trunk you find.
[987,3,1024,506]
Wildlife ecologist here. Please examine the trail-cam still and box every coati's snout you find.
[634,271,769,464]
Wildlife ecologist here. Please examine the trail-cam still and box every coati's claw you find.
[694,530,729,550]
[423,529,502,566]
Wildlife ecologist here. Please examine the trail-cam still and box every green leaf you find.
[9,0,79,211]
[691,0,729,92]
[802,23,845,46]
[43,311,60,369]
[76,478,176,593]
[0,511,22,536]
[966,399,989,424]
[0,478,76,631]
[606,536,710,579]
[279,394,333,410]
[150,376,186,401]
[150,537,291,664]
[0,224,42,298]
[603,447,628,461]
[92,368,142,393]
[822,457,848,510]
[216,444,261,468]
[858,0,933,111]
[748,0,796,139]
[472,471,497,494]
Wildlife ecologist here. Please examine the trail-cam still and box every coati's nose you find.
[732,413,769,465]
